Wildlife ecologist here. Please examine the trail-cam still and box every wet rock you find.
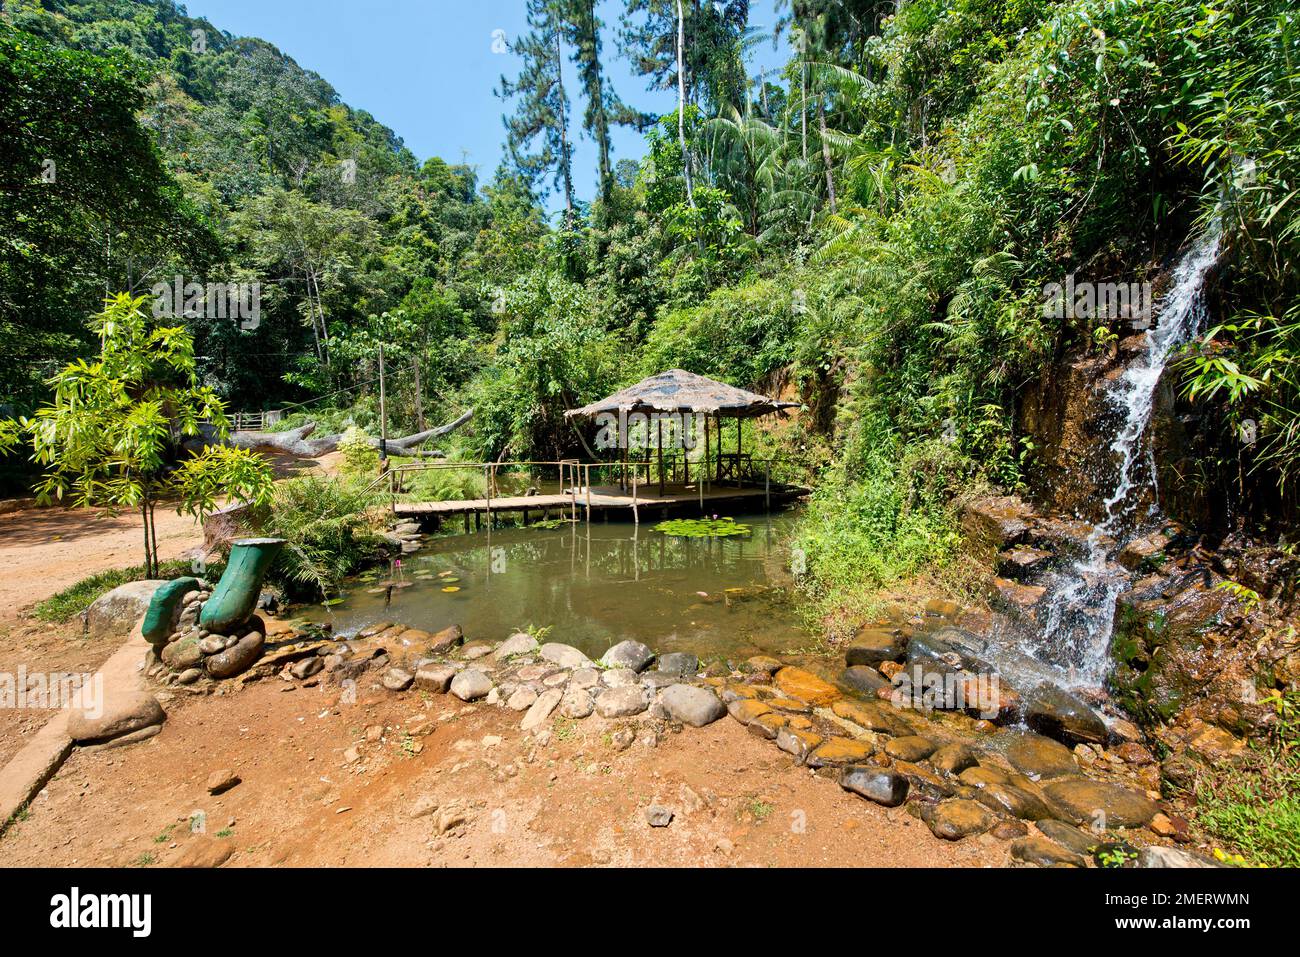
[998,547,1054,581]
[68,691,166,745]
[748,712,787,739]
[1136,846,1225,868]
[809,737,874,767]
[744,655,783,675]
[594,685,648,718]
[460,640,493,660]
[990,578,1047,616]
[776,726,823,763]
[206,769,240,795]
[774,666,840,706]
[1118,530,1170,571]
[205,630,265,680]
[660,684,725,727]
[657,652,698,676]
[831,698,913,736]
[1024,683,1108,745]
[645,805,674,827]
[840,766,909,807]
[892,761,956,800]
[924,799,997,840]
[727,698,772,726]
[1003,731,1080,779]
[845,630,905,666]
[601,639,655,673]
[1036,819,1101,857]
[449,669,493,702]
[884,735,937,762]
[930,743,980,775]
[962,496,1034,551]
[970,778,1056,821]
[414,663,457,693]
[539,642,591,670]
[520,688,562,731]
[992,820,1030,840]
[1043,778,1160,828]
[560,687,594,719]
[494,632,539,661]
[1011,835,1086,867]
[841,665,890,696]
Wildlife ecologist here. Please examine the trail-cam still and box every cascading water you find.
[1027,225,1223,688]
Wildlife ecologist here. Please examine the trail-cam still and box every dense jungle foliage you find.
[1,0,1297,615]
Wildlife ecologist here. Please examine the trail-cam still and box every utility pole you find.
[378,343,388,465]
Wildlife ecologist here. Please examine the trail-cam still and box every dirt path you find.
[0,678,1009,868]
[0,506,204,619]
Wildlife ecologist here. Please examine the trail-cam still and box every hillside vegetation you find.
[1,0,1297,615]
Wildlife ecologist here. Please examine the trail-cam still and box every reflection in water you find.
[306,511,810,661]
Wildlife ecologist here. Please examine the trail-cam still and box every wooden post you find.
[656,419,665,497]
[765,462,770,511]
[585,463,592,524]
[632,471,639,525]
[378,343,388,464]
[736,416,743,487]
[485,465,492,530]
[703,415,710,494]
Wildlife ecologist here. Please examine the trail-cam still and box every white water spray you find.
[1032,225,1223,687]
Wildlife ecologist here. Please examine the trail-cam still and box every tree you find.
[3,294,274,577]
[497,0,576,227]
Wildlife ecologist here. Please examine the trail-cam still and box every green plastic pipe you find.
[141,576,200,645]
[199,537,285,633]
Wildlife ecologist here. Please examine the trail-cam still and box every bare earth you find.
[0,677,1010,868]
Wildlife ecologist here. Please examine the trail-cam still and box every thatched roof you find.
[565,369,799,420]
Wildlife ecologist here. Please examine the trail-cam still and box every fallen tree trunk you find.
[199,409,474,459]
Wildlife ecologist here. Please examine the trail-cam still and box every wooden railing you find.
[229,410,283,431]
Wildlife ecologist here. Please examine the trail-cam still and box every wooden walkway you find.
[393,483,807,524]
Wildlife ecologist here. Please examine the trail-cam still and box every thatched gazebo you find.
[565,369,798,496]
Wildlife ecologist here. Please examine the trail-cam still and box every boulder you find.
[845,629,906,666]
[414,663,457,693]
[1002,731,1080,779]
[1024,683,1108,745]
[930,742,981,775]
[494,632,539,661]
[85,580,168,639]
[773,666,840,706]
[560,687,594,719]
[1136,846,1225,869]
[924,799,997,840]
[657,652,699,676]
[841,665,889,696]
[539,642,591,670]
[1011,835,1087,867]
[449,669,493,701]
[1036,819,1102,857]
[205,630,265,679]
[884,735,937,762]
[660,684,725,727]
[427,625,463,654]
[601,640,655,673]
[67,691,165,745]
[839,766,909,807]
[594,685,648,718]
[1043,778,1160,828]
[520,688,562,731]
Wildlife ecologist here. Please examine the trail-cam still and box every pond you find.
[303,510,814,662]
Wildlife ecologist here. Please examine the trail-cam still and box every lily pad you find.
[441,586,461,593]
[654,517,752,538]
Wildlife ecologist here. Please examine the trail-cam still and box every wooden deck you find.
[392,482,807,523]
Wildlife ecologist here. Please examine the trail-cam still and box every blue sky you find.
[184,0,791,210]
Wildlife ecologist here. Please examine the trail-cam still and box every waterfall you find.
[1030,225,1223,688]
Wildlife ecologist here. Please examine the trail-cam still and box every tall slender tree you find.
[497,0,576,227]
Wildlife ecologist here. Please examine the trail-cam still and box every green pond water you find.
[303,510,813,662]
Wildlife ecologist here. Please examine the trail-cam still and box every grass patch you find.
[34,559,195,624]
[1194,751,1300,867]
